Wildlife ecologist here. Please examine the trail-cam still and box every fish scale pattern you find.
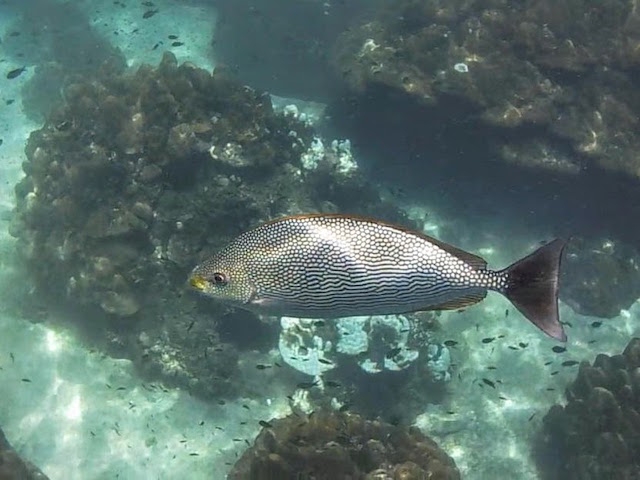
[195,215,507,317]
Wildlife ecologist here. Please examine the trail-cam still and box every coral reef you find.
[560,237,640,317]
[332,0,640,179]
[536,338,640,479]
[9,51,412,399]
[228,410,460,480]
[0,427,49,480]
[277,312,448,424]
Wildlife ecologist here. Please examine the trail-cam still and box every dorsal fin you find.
[414,233,487,270]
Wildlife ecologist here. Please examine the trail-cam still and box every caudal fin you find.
[502,239,568,342]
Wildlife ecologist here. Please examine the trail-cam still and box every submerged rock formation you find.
[333,0,640,179]
[228,410,460,480]
[536,338,640,479]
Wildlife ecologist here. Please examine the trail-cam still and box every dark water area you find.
[327,87,640,248]
[0,1,639,479]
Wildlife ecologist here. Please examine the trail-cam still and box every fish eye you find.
[212,272,228,286]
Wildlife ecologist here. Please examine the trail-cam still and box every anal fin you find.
[422,291,487,311]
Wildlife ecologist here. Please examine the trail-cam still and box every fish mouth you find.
[189,274,208,292]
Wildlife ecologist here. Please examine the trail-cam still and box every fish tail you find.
[500,239,568,342]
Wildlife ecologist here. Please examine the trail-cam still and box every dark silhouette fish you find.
[189,214,568,341]
[6,67,26,79]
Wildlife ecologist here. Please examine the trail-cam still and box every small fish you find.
[486,366,497,370]
[168,34,178,39]
[186,320,195,332]
[544,361,553,366]
[56,120,72,131]
[313,320,326,327]
[171,41,184,47]
[318,358,333,365]
[591,321,602,328]
[6,99,15,105]
[519,342,528,349]
[21,378,31,383]
[258,420,273,428]
[6,67,26,79]
[481,337,495,344]
[256,364,271,370]
[189,453,199,456]
[528,413,536,422]
[482,378,496,388]
[550,371,559,376]
[143,9,158,18]
[0,139,3,146]
[296,381,318,389]
[325,380,341,388]
[443,340,458,347]
[552,346,566,353]
[189,215,568,341]
[562,360,579,367]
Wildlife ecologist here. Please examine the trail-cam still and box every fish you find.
[189,214,568,341]
[6,67,26,79]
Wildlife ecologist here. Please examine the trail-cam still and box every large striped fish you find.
[189,214,568,341]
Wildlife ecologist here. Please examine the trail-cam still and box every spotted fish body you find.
[190,214,568,341]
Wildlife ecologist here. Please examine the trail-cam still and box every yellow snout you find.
[189,274,208,291]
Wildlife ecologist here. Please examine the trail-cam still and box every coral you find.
[536,338,640,480]
[228,410,460,480]
[278,314,448,377]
